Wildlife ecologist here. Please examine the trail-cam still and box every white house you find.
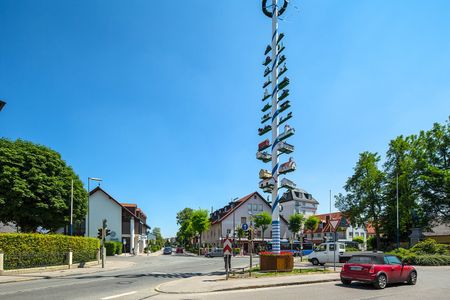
[279,188,319,219]
[201,191,291,253]
[86,187,150,254]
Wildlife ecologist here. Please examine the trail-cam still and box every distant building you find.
[305,212,368,247]
[0,222,18,233]
[279,188,319,219]
[87,187,150,254]
[202,191,291,253]
[423,223,450,245]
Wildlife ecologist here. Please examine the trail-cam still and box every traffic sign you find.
[242,223,249,231]
[330,220,339,231]
[223,238,232,255]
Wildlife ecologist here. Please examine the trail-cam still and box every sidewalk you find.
[156,271,340,294]
[0,258,136,284]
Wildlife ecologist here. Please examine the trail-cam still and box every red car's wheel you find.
[374,274,387,289]
[407,271,417,285]
[341,278,352,285]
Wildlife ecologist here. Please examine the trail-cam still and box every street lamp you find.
[87,177,102,236]
[0,100,6,112]
[231,197,239,252]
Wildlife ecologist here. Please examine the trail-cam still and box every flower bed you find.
[259,251,293,271]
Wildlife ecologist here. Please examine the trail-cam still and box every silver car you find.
[205,248,223,258]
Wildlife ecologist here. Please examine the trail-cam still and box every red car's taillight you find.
[369,265,375,274]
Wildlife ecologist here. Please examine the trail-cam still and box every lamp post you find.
[231,197,239,254]
[70,179,73,236]
[0,100,6,112]
[87,177,102,236]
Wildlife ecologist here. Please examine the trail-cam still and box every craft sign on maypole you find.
[257,0,296,255]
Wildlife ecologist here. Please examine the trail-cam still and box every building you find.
[423,223,450,244]
[279,188,319,219]
[304,212,368,247]
[0,222,18,233]
[201,191,291,253]
[87,187,150,254]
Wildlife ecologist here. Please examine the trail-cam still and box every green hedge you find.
[104,241,123,256]
[0,233,99,270]
[388,240,450,266]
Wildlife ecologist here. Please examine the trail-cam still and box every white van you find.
[308,242,346,265]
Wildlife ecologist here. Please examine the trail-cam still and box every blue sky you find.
[1,1,449,237]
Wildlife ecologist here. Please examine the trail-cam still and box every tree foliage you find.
[288,213,305,239]
[254,211,271,241]
[304,215,320,233]
[0,139,87,232]
[175,208,194,247]
[335,151,385,250]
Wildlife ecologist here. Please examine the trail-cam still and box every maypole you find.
[258,0,295,255]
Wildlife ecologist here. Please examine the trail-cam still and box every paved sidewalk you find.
[156,271,340,294]
[0,259,136,284]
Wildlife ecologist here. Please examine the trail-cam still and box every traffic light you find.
[97,228,103,239]
[105,229,111,237]
[247,228,253,240]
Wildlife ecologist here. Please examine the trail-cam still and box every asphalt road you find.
[0,254,250,300]
[154,266,450,300]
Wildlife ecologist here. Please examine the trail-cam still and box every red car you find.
[340,254,417,289]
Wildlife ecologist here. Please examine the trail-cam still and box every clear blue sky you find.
[1,1,449,237]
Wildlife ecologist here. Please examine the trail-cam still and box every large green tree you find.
[304,215,320,241]
[0,139,87,232]
[288,213,305,241]
[414,120,450,224]
[254,211,271,242]
[335,152,385,250]
[190,209,210,254]
[175,208,194,247]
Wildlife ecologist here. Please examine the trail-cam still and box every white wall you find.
[88,190,122,242]
[281,200,317,220]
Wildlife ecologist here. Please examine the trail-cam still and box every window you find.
[258,204,263,211]
[349,256,373,264]
[329,244,335,251]
[226,229,231,235]
[248,204,252,212]
[295,201,300,207]
[316,244,326,252]
[386,256,402,265]
[241,217,247,224]
[253,204,258,211]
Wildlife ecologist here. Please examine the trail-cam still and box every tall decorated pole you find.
[258,0,295,255]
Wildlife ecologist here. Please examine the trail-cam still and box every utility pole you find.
[396,173,400,249]
[70,179,73,236]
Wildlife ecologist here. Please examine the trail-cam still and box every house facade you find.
[279,188,319,219]
[201,191,291,253]
[304,212,368,248]
[87,187,150,253]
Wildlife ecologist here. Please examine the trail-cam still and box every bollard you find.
[0,252,4,275]
[66,251,73,269]
[97,248,101,265]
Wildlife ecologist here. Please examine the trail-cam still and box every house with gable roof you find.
[201,191,291,253]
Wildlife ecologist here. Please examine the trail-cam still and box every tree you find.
[383,135,422,244]
[236,227,245,254]
[190,209,210,255]
[288,213,305,241]
[414,120,450,224]
[0,139,87,232]
[254,211,271,242]
[152,227,164,249]
[175,208,194,247]
[335,152,386,250]
[304,215,320,241]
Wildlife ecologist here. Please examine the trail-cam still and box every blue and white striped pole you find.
[270,0,281,255]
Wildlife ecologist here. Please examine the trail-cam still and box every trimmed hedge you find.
[388,240,450,266]
[0,233,99,270]
[104,241,123,256]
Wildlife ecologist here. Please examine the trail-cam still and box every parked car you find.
[340,254,417,289]
[308,242,346,265]
[175,247,184,254]
[205,248,223,258]
[163,246,172,255]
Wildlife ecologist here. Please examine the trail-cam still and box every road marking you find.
[101,291,137,299]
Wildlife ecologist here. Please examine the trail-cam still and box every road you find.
[155,265,450,300]
[1,256,449,300]
[0,254,249,300]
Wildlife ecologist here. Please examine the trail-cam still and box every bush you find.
[104,242,116,256]
[387,247,450,266]
[367,236,376,250]
[353,236,364,244]
[233,248,240,255]
[346,246,360,252]
[115,241,123,255]
[0,233,99,269]
[410,239,449,255]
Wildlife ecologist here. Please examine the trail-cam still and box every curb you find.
[155,277,340,294]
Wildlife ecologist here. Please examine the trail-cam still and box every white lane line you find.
[101,291,137,299]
